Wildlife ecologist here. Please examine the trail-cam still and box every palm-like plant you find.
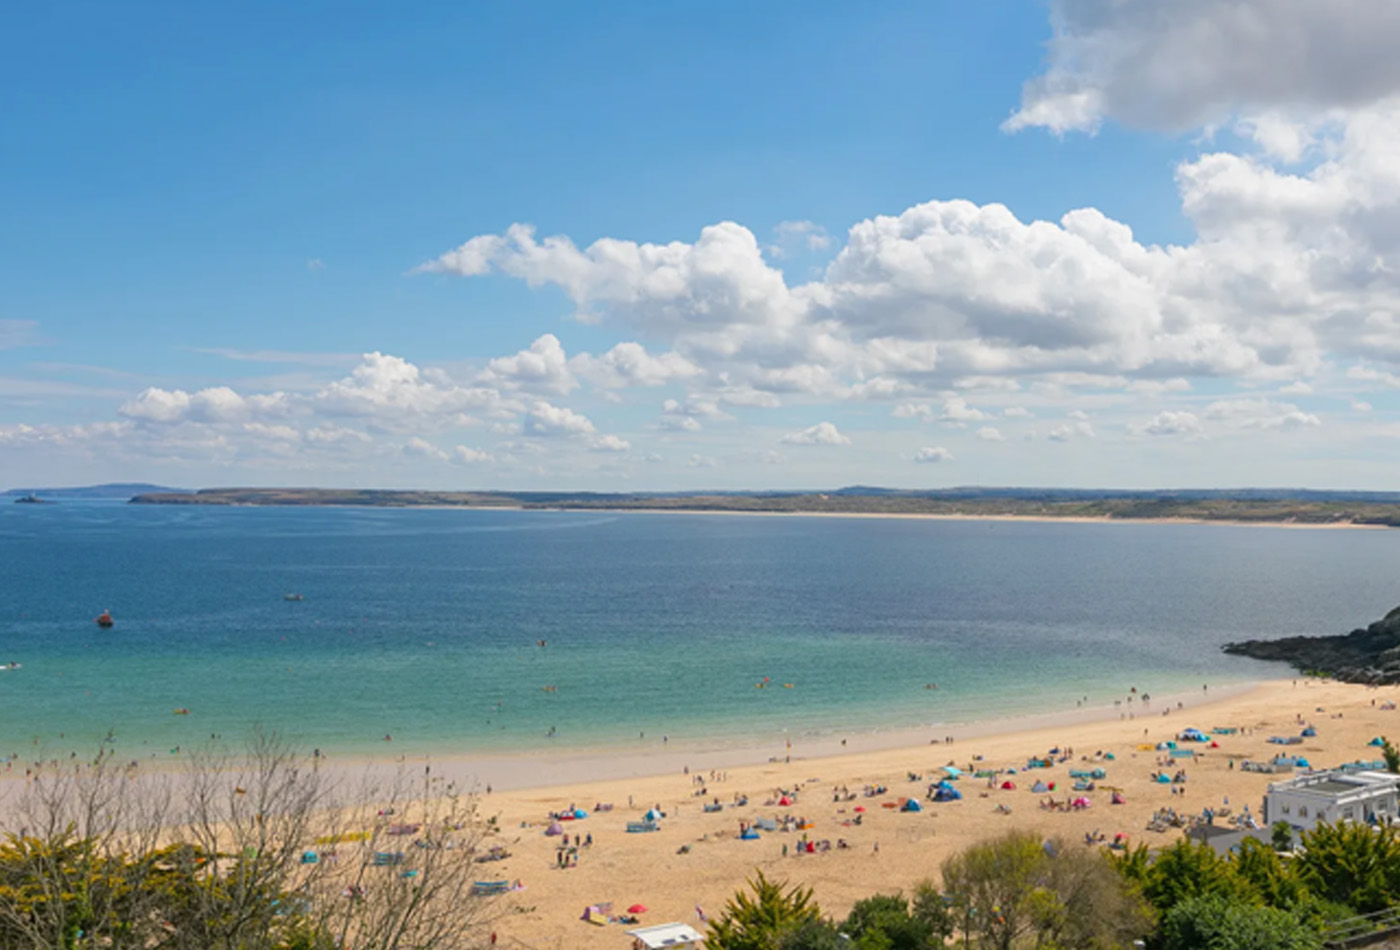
[1296,820,1400,913]
[706,871,820,950]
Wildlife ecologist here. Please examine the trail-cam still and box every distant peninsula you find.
[1225,605,1400,684]
[6,482,187,501]
[127,485,1400,526]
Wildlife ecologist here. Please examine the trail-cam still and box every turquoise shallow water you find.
[0,504,1395,762]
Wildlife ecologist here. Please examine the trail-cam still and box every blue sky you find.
[4,1,1400,490]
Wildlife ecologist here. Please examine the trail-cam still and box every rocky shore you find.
[1224,605,1400,684]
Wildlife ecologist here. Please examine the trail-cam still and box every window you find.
[1299,806,1308,818]
[1282,803,1291,814]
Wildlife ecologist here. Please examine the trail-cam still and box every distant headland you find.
[4,482,187,502]
[124,485,1400,526]
[1225,604,1400,684]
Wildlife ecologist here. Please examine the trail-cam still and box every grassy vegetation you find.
[130,487,1400,526]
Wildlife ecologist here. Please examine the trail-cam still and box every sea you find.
[0,503,1395,763]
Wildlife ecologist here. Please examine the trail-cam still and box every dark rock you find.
[1223,606,1400,684]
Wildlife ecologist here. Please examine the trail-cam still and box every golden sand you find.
[457,679,1400,947]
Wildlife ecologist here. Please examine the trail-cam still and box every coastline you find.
[547,507,1393,530]
[14,675,1399,950]
[309,680,1266,794]
[127,500,1395,530]
[361,677,1400,947]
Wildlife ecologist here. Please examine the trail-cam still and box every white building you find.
[1263,770,1400,833]
[626,922,705,950]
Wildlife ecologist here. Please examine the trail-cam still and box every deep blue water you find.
[0,503,1395,761]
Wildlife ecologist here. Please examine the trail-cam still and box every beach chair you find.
[372,852,404,867]
[626,820,660,833]
[471,880,510,896]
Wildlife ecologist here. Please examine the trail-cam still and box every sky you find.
[5,1,1400,491]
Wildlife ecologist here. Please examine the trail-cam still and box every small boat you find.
[173,708,190,715]
[95,610,114,628]
[12,493,44,504]
[284,593,303,602]
[0,662,21,671]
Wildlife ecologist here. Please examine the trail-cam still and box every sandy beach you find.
[429,678,1400,948]
[588,507,1395,530]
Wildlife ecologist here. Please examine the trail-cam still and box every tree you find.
[840,891,949,949]
[908,882,955,944]
[1159,894,1322,950]
[1295,819,1400,914]
[1131,838,1255,915]
[1381,736,1400,775]
[1025,843,1153,949]
[1232,838,1307,909]
[0,745,178,949]
[706,871,820,950]
[1271,821,1294,852]
[0,734,501,950]
[941,831,1150,950]
[777,919,845,950]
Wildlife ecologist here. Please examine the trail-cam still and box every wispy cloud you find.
[186,347,359,367]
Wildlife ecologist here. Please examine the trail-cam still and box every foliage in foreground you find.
[1159,895,1322,950]
[705,871,820,950]
[0,734,498,950]
[713,814,1400,950]
[708,831,1151,950]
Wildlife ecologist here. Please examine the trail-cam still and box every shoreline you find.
[14,676,1398,950]
[308,680,1266,794]
[129,500,1394,530]
[541,507,1391,530]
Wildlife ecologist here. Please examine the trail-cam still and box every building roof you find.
[626,922,705,948]
[1269,769,1400,800]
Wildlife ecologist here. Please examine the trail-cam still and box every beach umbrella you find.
[778,796,793,806]
[1001,781,1016,790]
[573,809,587,819]
[853,806,865,813]
[628,904,648,914]
[545,822,563,836]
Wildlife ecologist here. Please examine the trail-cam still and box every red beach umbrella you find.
[853,806,866,812]
[628,904,647,914]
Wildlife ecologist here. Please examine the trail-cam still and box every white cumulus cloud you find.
[481,334,577,394]
[914,446,953,463]
[780,421,851,446]
[1006,0,1400,134]
[1133,411,1204,437]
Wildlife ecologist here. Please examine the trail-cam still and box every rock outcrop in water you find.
[1224,605,1400,683]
